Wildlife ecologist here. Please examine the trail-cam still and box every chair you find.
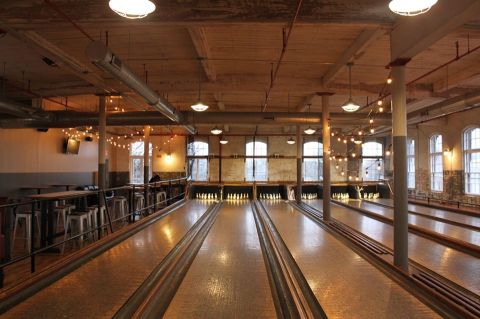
[12,210,41,252]
[134,193,145,215]
[87,205,107,239]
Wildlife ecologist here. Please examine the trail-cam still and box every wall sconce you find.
[166,153,172,161]
[443,148,452,156]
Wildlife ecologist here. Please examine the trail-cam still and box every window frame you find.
[187,140,209,182]
[407,138,416,189]
[463,127,480,196]
[361,141,384,181]
[429,134,444,192]
[245,139,268,182]
[302,139,323,182]
[129,141,153,184]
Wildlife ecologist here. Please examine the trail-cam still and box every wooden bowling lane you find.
[345,199,480,246]
[1,200,211,319]
[163,202,276,318]
[306,200,480,296]
[262,200,439,319]
[371,198,480,228]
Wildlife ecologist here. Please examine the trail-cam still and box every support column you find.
[98,96,107,190]
[143,125,151,184]
[296,125,302,203]
[391,65,409,272]
[322,96,331,221]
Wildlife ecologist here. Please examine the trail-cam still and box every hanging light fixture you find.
[304,127,316,135]
[287,137,296,145]
[211,126,223,135]
[191,59,209,112]
[389,0,438,16]
[220,136,229,145]
[341,63,360,113]
[354,138,363,145]
[109,0,156,19]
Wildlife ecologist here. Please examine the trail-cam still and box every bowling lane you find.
[263,200,439,319]
[3,200,211,319]
[345,200,480,246]
[372,198,480,228]
[164,201,275,318]
[306,200,480,295]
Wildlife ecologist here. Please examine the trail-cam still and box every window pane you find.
[362,142,383,157]
[131,158,143,184]
[464,128,480,195]
[362,158,383,181]
[188,141,209,156]
[245,141,268,181]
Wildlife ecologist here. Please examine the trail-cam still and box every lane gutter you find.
[292,201,480,319]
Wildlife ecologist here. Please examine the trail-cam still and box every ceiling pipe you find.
[0,98,51,119]
[86,41,196,134]
[0,111,392,129]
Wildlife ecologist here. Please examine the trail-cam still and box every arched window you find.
[187,140,209,181]
[362,141,383,181]
[130,141,152,184]
[245,140,268,181]
[303,141,323,181]
[463,127,480,195]
[429,134,443,192]
[407,138,415,189]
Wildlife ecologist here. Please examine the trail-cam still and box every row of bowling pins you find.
[333,193,350,200]
[259,193,281,200]
[226,193,249,200]
[301,193,318,200]
[196,193,218,200]
[362,193,380,199]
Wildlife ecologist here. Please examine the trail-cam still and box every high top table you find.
[49,184,77,191]
[28,190,93,251]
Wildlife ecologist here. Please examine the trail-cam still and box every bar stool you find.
[88,205,107,239]
[12,210,41,252]
[134,193,145,215]
[62,211,92,253]
[54,204,74,231]
[112,196,128,221]
[157,191,167,206]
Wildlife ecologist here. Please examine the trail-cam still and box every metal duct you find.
[86,41,181,123]
[0,111,392,129]
[0,98,51,119]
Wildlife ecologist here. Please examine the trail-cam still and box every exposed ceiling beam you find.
[322,28,384,85]
[433,61,480,93]
[296,93,320,112]
[188,27,217,82]
[213,93,226,111]
[390,0,480,62]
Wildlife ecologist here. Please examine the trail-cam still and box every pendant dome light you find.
[191,60,209,112]
[211,126,223,135]
[219,136,229,145]
[287,137,296,145]
[389,0,438,16]
[304,104,316,135]
[109,0,156,19]
[341,63,360,113]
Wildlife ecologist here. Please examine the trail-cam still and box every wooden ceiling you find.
[0,0,480,134]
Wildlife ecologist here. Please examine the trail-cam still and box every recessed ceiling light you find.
[109,0,156,19]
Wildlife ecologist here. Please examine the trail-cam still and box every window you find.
[246,140,267,181]
[464,128,480,195]
[429,134,443,192]
[362,141,383,181]
[407,139,415,189]
[130,141,152,184]
[303,141,323,181]
[187,140,209,181]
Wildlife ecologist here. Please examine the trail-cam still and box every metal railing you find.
[0,177,187,288]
